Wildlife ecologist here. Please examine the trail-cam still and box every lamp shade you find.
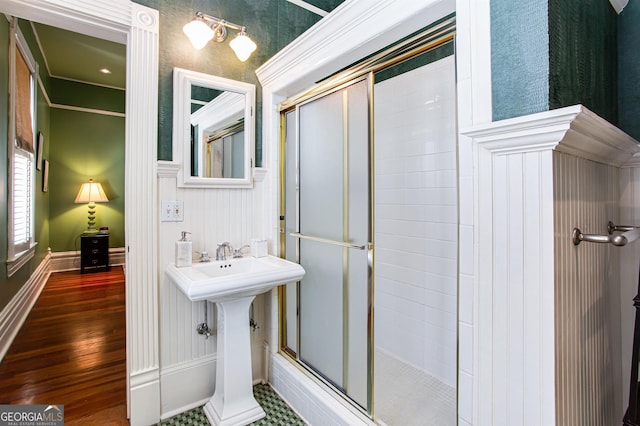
[75,179,109,203]
[183,18,214,50]
[229,31,257,62]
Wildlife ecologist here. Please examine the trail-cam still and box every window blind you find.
[13,148,32,253]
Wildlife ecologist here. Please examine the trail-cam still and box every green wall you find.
[491,0,549,121]
[619,1,640,141]
[491,0,618,124]
[46,80,125,251]
[48,108,125,251]
[132,0,325,164]
[548,0,617,124]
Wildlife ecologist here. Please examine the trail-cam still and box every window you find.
[7,19,37,276]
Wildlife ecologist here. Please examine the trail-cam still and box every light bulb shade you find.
[229,32,257,62]
[183,18,214,50]
[75,180,109,203]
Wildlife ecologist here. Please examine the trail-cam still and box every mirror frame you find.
[173,67,255,188]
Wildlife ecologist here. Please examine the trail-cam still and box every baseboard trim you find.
[160,356,217,419]
[0,253,51,362]
[50,248,126,272]
[130,368,161,426]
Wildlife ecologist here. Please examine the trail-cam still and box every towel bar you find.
[573,221,640,247]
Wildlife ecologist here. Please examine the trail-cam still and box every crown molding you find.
[463,104,640,167]
[256,0,455,96]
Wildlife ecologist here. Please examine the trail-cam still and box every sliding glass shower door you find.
[282,77,372,411]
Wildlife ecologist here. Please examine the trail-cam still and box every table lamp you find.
[75,179,109,234]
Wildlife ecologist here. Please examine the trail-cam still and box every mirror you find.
[173,67,255,188]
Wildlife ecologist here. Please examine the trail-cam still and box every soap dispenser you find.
[175,231,192,267]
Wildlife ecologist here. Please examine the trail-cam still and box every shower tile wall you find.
[374,55,458,386]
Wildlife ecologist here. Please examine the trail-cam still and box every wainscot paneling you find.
[463,104,640,426]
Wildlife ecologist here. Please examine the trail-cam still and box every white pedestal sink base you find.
[203,295,266,426]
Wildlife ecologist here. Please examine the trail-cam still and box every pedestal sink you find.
[165,255,305,426]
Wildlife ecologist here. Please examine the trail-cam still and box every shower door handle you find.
[290,232,369,251]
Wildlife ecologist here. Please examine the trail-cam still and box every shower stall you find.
[279,18,458,425]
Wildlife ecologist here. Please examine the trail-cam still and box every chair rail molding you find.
[1,1,160,425]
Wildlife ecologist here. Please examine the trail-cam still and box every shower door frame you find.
[277,15,457,420]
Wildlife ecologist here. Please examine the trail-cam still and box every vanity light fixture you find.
[75,179,109,234]
[183,12,257,62]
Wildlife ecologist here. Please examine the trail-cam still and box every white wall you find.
[374,55,458,387]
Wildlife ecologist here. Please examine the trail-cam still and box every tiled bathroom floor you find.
[160,384,306,426]
[374,349,456,426]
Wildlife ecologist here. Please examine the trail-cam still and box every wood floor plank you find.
[0,267,128,424]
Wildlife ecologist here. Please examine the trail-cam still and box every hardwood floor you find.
[0,267,128,425]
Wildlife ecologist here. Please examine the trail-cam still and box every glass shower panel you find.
[298,89,345,386]
[300,240,345,385]
[295,79,371,410]
[298,91,344,241]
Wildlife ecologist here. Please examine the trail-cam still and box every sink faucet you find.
[216,242,232,261]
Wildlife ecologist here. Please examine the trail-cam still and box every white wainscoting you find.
[157,162,269,416]
[554,151,622,425]
[463,104,640,426]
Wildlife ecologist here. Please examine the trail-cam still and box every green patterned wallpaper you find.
[548,0,617,124]
[491,0,619,125]
[619,1,640,141]
[491,0,549,121]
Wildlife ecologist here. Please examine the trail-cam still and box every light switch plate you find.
[161,200,184,222]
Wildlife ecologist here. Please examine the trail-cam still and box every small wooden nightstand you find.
[80,233,110,273]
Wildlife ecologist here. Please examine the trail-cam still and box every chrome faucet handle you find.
[232,245,250,258]
[199,251,210,262]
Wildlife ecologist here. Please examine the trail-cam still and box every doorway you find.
[1,1,159,423]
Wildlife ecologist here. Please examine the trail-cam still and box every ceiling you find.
[32,22,126,90]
